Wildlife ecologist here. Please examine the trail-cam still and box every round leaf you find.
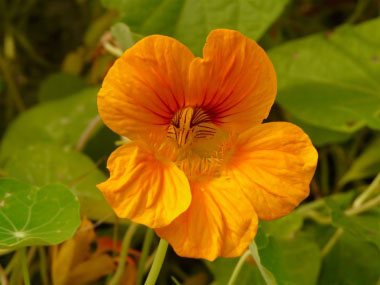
[0,179,80,249]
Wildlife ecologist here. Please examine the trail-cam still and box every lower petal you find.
[155,178,258,261]
[224,122,318,220]
[97,143,191,228]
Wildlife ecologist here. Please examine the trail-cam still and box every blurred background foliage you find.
[1,0,380,284]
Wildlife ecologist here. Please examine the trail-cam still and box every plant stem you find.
[19,247,30,285]
[347,194,380,216]
[4,251,18,276]
[297,199,325,213]
[227,250,250,285]
[103,42,123,57]
[145,239,169,285]
[320,149,330,196]
[108,222,139,285]
[75,115,102,152]
[136,228,154,285]
[352,172,380,208]
[0,54,25,112]
[321,228,344,257]
[38,247,48,285]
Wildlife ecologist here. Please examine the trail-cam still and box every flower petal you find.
[98,35,194,139]
[155,178,258,261]
[188,29,276,132]
[224,122,318,220]
[97,143,191,228]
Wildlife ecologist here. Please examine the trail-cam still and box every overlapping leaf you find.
[4,144,116,222]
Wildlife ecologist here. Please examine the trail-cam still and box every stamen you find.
[167,107,217,148]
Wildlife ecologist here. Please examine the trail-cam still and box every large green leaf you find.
[0,179,80,249]
[325,198,380,250]
[319,232,380,284]
[0,88,99,160]
[102,0,289,55]
[269,18,380,133]
[4,144,116,222]
[38,73,86,102]
[259,236,321,285]
[290,117,353,147]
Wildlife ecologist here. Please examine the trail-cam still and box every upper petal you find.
[97,143,191,228]
[188,29,277,132]
[98,35,195,139]
[224,122,318,220]
[155,178,258,261]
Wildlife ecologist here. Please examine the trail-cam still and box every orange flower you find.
[97,29,318,261]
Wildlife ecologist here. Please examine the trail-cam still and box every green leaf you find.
[269,18,380,133]
[291,116,353,147]
[207,258,264,285]
[259,236,321,285]
[38,73,86,102]
[1,88,99,160]
[320,231,380,284]
[4,144,116,222]
[0,179,80,249]
[101,0,289,55]
[250,241,277,285]
[260,211,303,239]
[111,22,135,51]
[339,137,380,186]
[325,198,380,250]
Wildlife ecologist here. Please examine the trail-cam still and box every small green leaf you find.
[4,144,116,222]
[325,198,380,250]
[339,137,380,186]
[111,22,135,51]
[38,73,86,102]
[270,18,380,132]
[0,179,80,249]
[102,0,289,55]
[1,88,99,160]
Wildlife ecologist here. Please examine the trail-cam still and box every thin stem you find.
[75,115,102,152]
[320,149,330,196]
[108,222,139,285]
[347,194,380,216]
[227,250,250,285]
[352,172,380,208]
[321,228,344,257]
[0,54,25,112]
[0,265,8,285]
[303,211,331,225]
[4,252,18,275]
[346,0,370,24]
[145,239,169,285]
[19,247,30,285]
[103,42,123,57]
[297,199,325,213]
[38,247,48,285]
[136,228,154,285]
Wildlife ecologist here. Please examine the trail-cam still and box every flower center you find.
[167,107,216,148]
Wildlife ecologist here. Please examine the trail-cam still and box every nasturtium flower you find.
[97,29,318,261]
